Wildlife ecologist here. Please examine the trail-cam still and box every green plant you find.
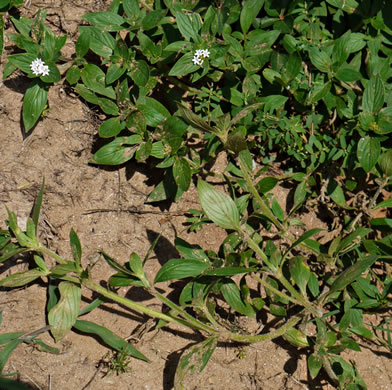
[1,175,391,389]
[3,9,66,131]
[0,0,23,56]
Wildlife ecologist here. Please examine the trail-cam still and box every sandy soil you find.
[0,1,391,389]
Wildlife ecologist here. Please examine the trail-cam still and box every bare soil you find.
[0,1,391,389]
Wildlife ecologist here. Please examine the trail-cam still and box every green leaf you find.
[168,52,199,77]
[335,65,361,82]
[327,178,347,208]
[106,63,126,85]
[328,256,378,296]
[136,97,170,127]
[129,60,150,87]
[357,136,380,173]
[289,229,323,251]
[197,179,241,230]
[245,30,280,56]
[22,79,48,132]
[0,332,24,345]
[174,238,209,262]
[73,320,149,362]
[0,376,32,390]
[204,266,258,276]
[363,75,384,114]
[308,353,322,379]
[89,135,141,165]
[0,339,24,373]
[129,252,144,277]
[0,247,27,263]
[325,0,358,13]
[6,52,38,74]
[176,103,217,134]
[269,303,287,317]
[221,280,255,317]
[374,197,392,210]
[0,15,4,56]
[377,107,392,135]
[224,134,247,153]
[291,180,308,213]
[370,218,392,232]
[173,158,191,192]
[98,117,125,138]
[282,327,309,347]
[154,259,210,283]
[380,150,392,176]
[81,64,116,99]
[142,9,167,30]
[123,0,141,20]
[75,29,90,57]
[175,10,201,42]
[82,12,125,32]
[100,251,134,275]
[0,268,47,287]
[48,282,81,342]
[69,228,81,269]
[97,97,119,116]
[308,47,332,73]
[109,273,144,287]
[32,178,45,234]
[289,257,311,296]
[135,141,152,162]
[79,297,105,316]
[240,0,265,34]
[256,177,278,193]
[271,198,284,222]
[174,337,217,388]
[66,65,80,85]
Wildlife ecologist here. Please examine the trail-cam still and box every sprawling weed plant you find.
[1,0,392,389]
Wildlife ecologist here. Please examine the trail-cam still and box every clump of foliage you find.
[1,0,392,389]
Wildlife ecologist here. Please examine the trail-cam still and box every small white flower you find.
[191,48,210,67]
[192,56,203,66]
[30,58,50,76]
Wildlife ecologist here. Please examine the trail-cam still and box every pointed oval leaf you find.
[328,255,378,296]
[221,280,255,317]
[98,117,124,138]
[174,337,217,389]
[240,0,264,34]
[0,268,46,287]
[48,282,81,342]
[74,320,149,361]
[363,75,384,114]
[137,97,170,127]
[154,258,210,283]
[197,179,241,230]
[173,158,191,192]
[357,136,380,173]
[23,80,48,132]
[69,228,82,268]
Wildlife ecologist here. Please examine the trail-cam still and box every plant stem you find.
[239,158,284,231]
[153,290,218,333]
[83,279,216,334]
[223,315,301,343]
[276,272,322,318]
[251,273,305,307]
[39,246,68,265]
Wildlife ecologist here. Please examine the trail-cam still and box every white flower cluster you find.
[192,49,210,66]
[30,58,50,76]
